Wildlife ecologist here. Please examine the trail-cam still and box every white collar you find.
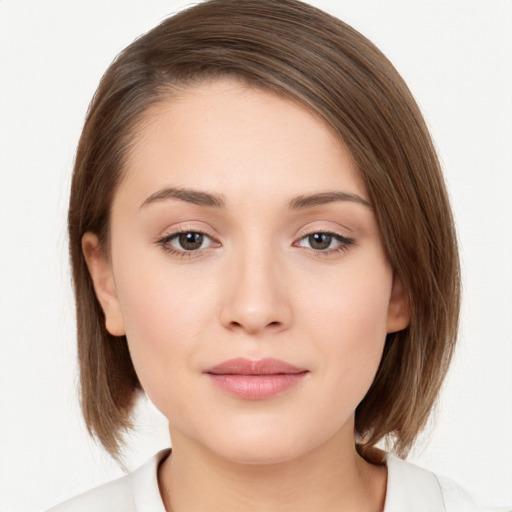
[383,452,445,511]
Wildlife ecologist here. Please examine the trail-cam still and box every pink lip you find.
[205,358,308,400]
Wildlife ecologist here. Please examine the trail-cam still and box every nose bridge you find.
[220,235,291,334]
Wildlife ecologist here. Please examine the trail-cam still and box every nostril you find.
[227,320,282,332]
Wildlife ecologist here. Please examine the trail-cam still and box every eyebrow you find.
[140,187,371,210]
[288,191,371,210]
[140,187,225,209]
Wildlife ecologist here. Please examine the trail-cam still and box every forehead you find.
[118,78,367,206]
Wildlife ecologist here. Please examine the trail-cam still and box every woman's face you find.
[84,79,409,464]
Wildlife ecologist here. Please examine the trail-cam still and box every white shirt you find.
[47,450,505,511]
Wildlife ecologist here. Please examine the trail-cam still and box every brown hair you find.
[68,0,460,460]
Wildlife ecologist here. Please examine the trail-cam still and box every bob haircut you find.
[68,0,460,460]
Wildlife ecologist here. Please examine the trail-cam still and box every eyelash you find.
[156,229,355,259]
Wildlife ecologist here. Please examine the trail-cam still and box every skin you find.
[83,79,410,511]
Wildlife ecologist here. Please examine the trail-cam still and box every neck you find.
[158,428,387,512]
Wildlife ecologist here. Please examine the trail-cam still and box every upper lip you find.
[205,357,307,375]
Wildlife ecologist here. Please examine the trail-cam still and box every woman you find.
[43,0,505,510]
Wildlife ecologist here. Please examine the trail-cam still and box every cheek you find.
[302,253,392,336]
[301,261,392,402]
[112,254,217,408]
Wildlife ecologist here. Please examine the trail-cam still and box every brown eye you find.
[159,231,214,254]
[296,231,355,253]
[157,230,218,257]
[308,233,333,250]
[178,232,204,251]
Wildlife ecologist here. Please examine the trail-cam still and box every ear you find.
[82,232,126,336]
[386,275,411,333]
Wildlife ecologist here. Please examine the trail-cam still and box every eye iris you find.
[178,232,203,250]
[309,233,332,250]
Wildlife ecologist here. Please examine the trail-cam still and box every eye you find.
[174,232,208,251]
[158,230,216,254]
[296,232,354,252]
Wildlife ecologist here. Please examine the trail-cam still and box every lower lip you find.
[206,373,308,400]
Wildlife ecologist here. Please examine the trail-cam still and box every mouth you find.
[204,358,309,400]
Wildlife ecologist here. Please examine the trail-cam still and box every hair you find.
[68,0,460,461]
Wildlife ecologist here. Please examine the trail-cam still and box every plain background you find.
[1,0,511,510]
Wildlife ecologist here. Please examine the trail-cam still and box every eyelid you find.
[293,221,354,241]
[156,222,219,242]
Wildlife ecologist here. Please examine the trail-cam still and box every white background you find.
[1,0,511,510]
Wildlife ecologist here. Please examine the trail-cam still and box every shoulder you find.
[46,450,169,512]
[435,473,511,512]
[384,453,499,512]
[46,472,133,512]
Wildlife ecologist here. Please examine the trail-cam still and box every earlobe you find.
[386,275,411,333]
[82,232,126,336]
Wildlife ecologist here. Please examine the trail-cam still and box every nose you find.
[219,247,292,335]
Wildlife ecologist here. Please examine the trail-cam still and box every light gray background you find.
[1,0,511,510]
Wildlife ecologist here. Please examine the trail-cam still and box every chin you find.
[214,438,306,465]
[203,420,322,466]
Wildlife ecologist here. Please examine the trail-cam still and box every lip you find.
[204,358,309,400]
